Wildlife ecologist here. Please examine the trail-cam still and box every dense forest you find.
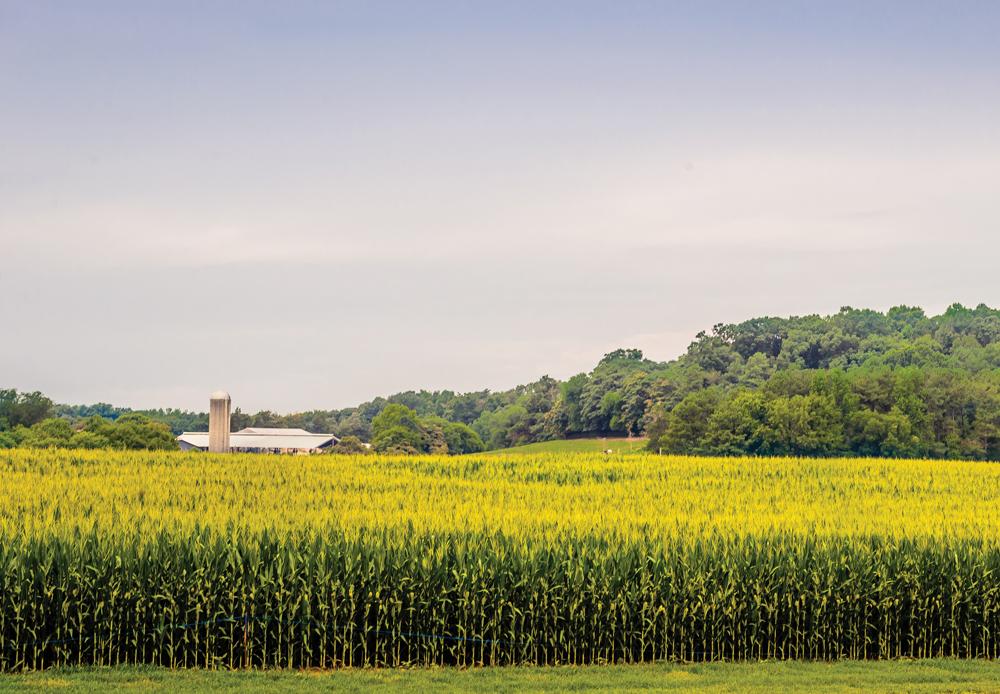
[5,303,1000,458]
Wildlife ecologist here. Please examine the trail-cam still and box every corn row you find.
[3,449,1000,669]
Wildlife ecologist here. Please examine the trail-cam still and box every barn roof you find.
[236,427,314,435]
[177,427,339,450]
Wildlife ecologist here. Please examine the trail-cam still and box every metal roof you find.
[178,428,338,450]
[235,427,315,435]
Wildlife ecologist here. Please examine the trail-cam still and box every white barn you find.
[177,427,339,454]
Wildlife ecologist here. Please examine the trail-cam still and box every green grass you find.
[2,661,999,693]
[482,437,648,454]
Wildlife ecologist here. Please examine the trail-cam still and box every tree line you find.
[317,304,1000,459]
[645,368,1000,459]
[0,390,178,450]
[7,303,1000,458]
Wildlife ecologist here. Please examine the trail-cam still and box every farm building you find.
[177,391,340,454]
[177,427,339,454]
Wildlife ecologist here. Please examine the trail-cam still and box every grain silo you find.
[208,390,231,453]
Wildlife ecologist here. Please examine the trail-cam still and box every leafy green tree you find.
[578,354,657,433]
[372,404,427,454]
[741,353,774,388]
[17,418,73,448]
[872,335,947,368]
[848,408,920,458]
[424,421,450,454]
[600,391,624,431]
[759,393,844,456]
[886,305,929,336]
[329,435,371,454]
[473,404,531,450]
[444,391,490,425]
[68,430,112,449]
[833,306,893,338]
[334,410,372,440]
[0,390,54,430]
[372,426,424,454]
[599,348,645,364]
[559,374,588,435]
[101,414,178,450]
[715,317,786,359]
[702,391,768,455]
[686,332,739,374]
[652,389,724,454]
[441,421,485,454]
[624,371,651,426]
[372,403,423,435]
[774,321,858,370]
[230,407,252,432]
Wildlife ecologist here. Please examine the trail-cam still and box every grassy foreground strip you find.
[2,661,1000,693]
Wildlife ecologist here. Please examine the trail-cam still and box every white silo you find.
[208,390,231,453]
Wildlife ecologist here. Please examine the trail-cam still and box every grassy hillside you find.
[480,437,647,454]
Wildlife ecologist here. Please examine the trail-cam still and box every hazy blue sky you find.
[2,1,999,412]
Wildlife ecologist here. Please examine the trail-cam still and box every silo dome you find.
[210,390,231,401]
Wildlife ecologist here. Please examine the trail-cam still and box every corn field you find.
[3,449,1000,669]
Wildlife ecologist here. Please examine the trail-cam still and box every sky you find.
[2,1,999,412]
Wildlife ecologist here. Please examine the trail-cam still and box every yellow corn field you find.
[2,448,1000,669]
